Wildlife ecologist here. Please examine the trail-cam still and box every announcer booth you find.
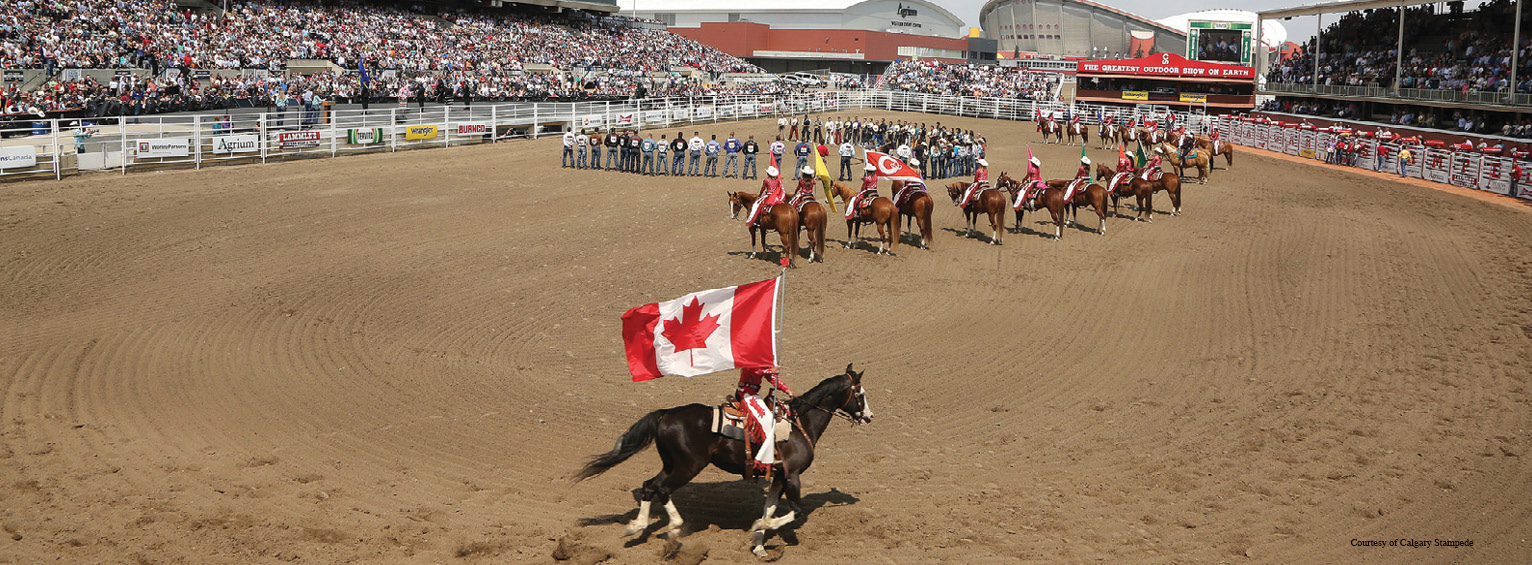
[1074,52,1255,114]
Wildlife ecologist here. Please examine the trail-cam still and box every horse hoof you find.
[752,545,771,559]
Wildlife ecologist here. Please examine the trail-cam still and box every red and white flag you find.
[621,277,780,382]
[865,150,923,182]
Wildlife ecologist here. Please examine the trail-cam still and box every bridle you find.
[798,381,867,426]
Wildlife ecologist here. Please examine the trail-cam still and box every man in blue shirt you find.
[722,133,741,178]
[641,135,656,175]
[704,135,721,177]
[794,140,811,179]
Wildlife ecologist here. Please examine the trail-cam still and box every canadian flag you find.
[865,150,923,182]
[621,277,780,382]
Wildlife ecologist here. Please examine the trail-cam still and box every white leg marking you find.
[662,500,684,535]
[625,500,652,536]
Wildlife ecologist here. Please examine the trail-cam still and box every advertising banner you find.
[405,125,439,140]
[1298,131,1316,159]
[1122,91,1148,101]
[737,103,755,116]
[1179,93,1207,103]
[136,138,190,158]
[1284,129,1299,156]
[1479,155,1511,195]
[1353,139,1376,170]
[693,106,714,119]
[1423,148,1451,183]
[580,115,604,129]
[612,113,637,127]
[1449,151,1480,189]
[346,128,383,145]
[718,105,735,118]
[759,103,775,114]
[1519,160,1532,200]
[277,131,321,149]
[455,123,488,136]
[212,134,261,153]
[643,110,667,127]
[671,107,690,120]
[1078,52,1255,79]
[0,146,37,169]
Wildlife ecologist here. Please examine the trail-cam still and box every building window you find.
[728,13,740,22]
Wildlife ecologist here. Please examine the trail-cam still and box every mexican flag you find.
[621,277,780,382]
[1135,142,1148,169]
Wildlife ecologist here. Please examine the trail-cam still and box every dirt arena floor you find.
[3,110,1530,564]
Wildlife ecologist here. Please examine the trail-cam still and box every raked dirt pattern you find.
[2,111,1530,564]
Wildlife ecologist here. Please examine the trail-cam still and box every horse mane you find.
[791,374,851,412]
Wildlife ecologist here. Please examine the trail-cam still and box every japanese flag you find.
[621,277,780,382]
[865,150,923,182]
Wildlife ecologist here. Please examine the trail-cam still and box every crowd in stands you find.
[1261,93,1531,138]
[878,60,1057,101]
[1265,0,1531,94]
[1,0,785,118]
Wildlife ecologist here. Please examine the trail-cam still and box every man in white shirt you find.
[688,133,705,176]
[777,117,787,138]
[562,131,577,168]
[838,141,856,181]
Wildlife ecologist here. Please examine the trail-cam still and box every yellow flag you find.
[814,149,837,213]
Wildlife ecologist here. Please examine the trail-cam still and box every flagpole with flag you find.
[813,145,836,213]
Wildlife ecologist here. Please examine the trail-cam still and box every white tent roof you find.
[1156,10,1289,48]
[618,0,960,22]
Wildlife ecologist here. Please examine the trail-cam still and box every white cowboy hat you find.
[1028,156,1040,166]
[907,158,920,166]
[977,158,988,167]
[766,166,779,176]
[864,163,877,171]
[1080,156,1091,164]
[801,166,814,176]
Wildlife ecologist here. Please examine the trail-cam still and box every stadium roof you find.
[616,0,962,23]
[979,0,1185,37]
[1258,0,1438,18]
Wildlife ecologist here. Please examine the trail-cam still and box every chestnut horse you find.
[1094,162,1137,216]
[830,181,900,255]
[996,173,1066,240]
[1049,179,1110,235]
[889,180,935,250]
[1067,122,1090,147]
[728,191,801,267]
[1093,165,1180,222]
[574,365,874,559]
[1099,123,1118,149]
[791,192,829,263]
[1195,136,1235,169]
[944,179,1007,245]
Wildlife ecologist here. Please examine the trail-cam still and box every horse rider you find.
[957,158,990,208]
[1118,147,1136,175]
[896,158,926,204]
[733,366,792,471]
[1142,147,1165,181]
[1209,129,1222,155]
[745,165,785,225]
[849,162,879,215]
[792,166,817,207]
[1177,127,1196,159]
[1075,155,1091,180]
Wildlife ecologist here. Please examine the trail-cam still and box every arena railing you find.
[1262,81,1531,107]
[4,91,1216,182]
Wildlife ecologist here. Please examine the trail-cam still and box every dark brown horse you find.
[997,173,1066,240]
[1095,165,1179,222]
[944,179,1007,245]
[1067,121,1090,147]
[1195,136,1235,169]
[831,181,900,255]
[1038,120,1062,144]
[889,180,934,250]
[574,365,874,559]
[729,191,801,267]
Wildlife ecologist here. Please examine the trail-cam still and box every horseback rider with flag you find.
[1075,153,1091,180]
[1143,146,1165,181]
[792,166,818,207]
[732,366,793,471]
[849,162,879,215]
[1118,144,1135,174]
[956,158,990,207]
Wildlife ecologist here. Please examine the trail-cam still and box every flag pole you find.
[775,266,786,368]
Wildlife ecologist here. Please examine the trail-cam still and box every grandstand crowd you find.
[1,0,786,118]
[1265,0,1530,94]
[878,59,1058,101]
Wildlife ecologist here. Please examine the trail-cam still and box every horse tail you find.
[573,408,665,482]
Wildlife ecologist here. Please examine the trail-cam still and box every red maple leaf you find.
[661,297,722,366]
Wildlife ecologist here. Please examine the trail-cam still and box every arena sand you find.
[1,111,1530,564]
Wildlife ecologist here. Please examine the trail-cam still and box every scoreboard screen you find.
[1186,21,1253,66]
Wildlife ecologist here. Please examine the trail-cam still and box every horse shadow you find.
[725,249,792,267]
[939,226,1000,245]
[578,481,860,547]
